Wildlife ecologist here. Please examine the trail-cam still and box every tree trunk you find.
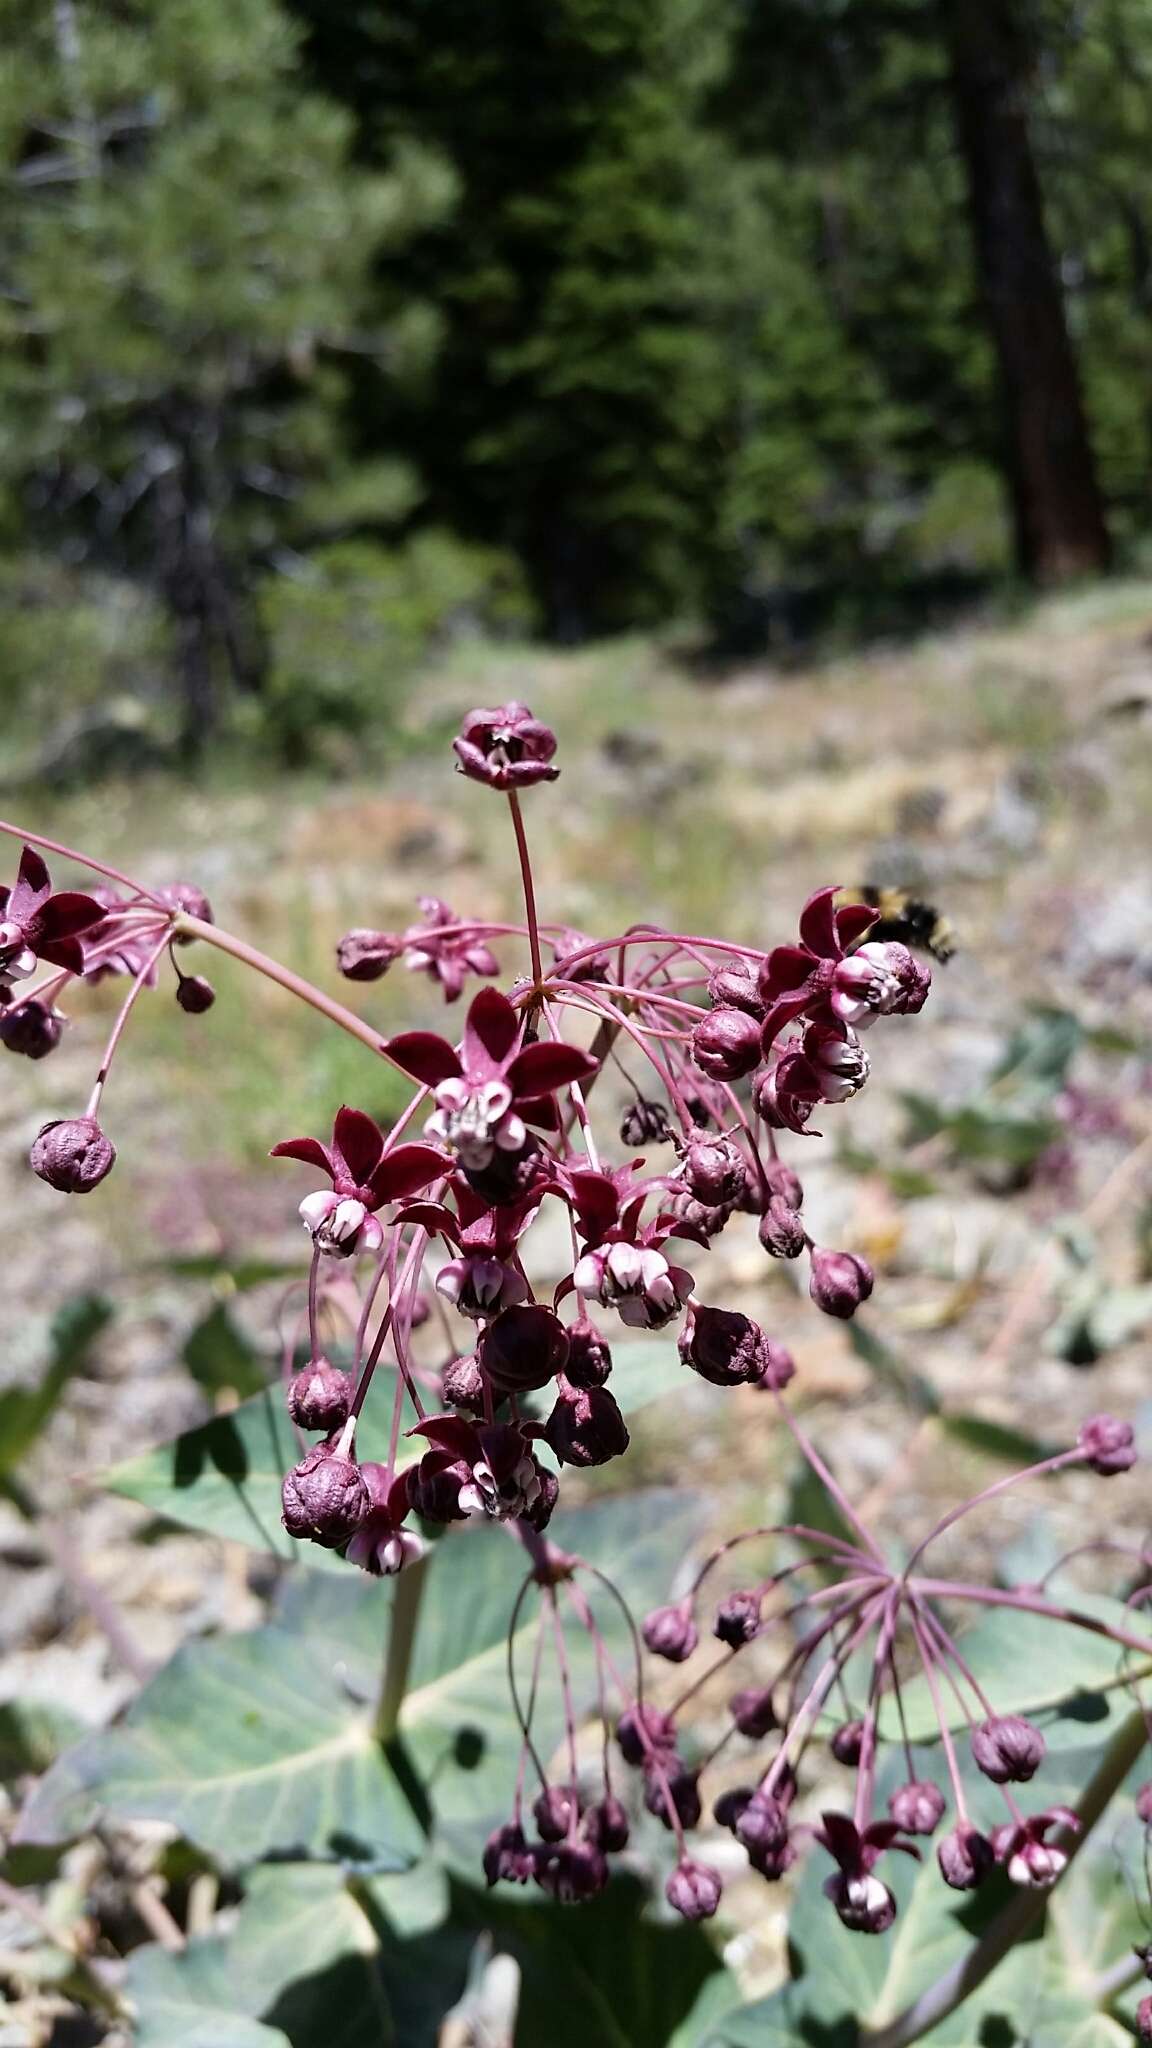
[939,0,1110,584]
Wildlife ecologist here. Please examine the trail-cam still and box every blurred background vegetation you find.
[3,0,1152,774]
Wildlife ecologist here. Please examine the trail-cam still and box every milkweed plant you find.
[4,704,1152,2046]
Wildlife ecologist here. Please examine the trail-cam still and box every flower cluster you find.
[6,700,1144,1938]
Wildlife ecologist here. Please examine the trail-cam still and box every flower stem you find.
[172,912,404,1069]
[859,1700,1149,2048]
[506,790,543,986]
[373,1552,429,1746]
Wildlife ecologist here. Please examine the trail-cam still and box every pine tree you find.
[0,0,451,750]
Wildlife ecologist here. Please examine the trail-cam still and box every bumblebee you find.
[854,886,957,964]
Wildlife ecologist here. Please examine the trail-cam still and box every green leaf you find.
[939,1413,1058,1464]
[0,1293,112,1479]
[105,1339,687,1563]
[848,1322,938,1415]
[17,1488,705,1870]
[879,1593,1152,1750]
[182,1301,270,1400]
[992,1006,1083,1088]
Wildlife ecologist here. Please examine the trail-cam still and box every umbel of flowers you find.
[2,699,1147,1933]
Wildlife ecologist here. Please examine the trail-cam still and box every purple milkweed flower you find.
[563,1316,613,1388]
[436,1252,529,1318]
[453,701,560,791]
[997,1807,1078,1888]
[273,1108,444,1258]
[830,942,931,1029]
[388,986,597,1173]
[30,1116,116,1193]
[406,1415,551,1526]
[801,1021,871,1102]
[756,886,886,1044]
[0,846,101,988]
[401,895,500,1002]
[573,1239,694,1331]
[728,1687,778,1738]
[1137,1782,1152,1827]
[616,1703,677,1766]
[533,1839,608,1902]
[816,1812,918,1933]
[666,1859,723,1920]
[734,1791,790,1857]
[970,1715,1045,1785]
[345,1462,425,1578]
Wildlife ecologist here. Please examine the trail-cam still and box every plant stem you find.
[859,1701,1149,2048]
[373,1553,429,1745]
[506,790,543,986]
[172,912,404,1069]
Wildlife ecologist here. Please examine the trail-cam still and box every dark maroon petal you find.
[332,1106,385,1186]
[369,1142,447,1205]
[518,1094,562,1131]
[34,891,104,940]
[507,1041,598,1098]
[463,987,521,1077]
[35,936,88,974]
[452,738,492,778]
[270,1136,334,1175]
[7,846,51,921]
[759,990,818,1053]
[567,1170,620,1240]
[408,1413,479,1456]
[833,902,879,950]
[758,944,818,998]
[816,1811,862,1871]
[797,887,842,960]
[385,1029,462,1087]
[392,1200,461,1241]
[508,758,560,785]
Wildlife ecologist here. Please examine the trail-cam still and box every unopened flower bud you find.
[533,1839,607,1902]
[563,1316,612,1389]
[533,1784,581,1843]
[175,974,216,1014]
[1078,1413,1137,1476]
[830,1719,865,1766]
[691,1006,762,1081]
[937,1825,994,1890]
[30,1116,116,1194]
[281,1443,368,1547]
[482,1303,569,1395]
[644,1759,701,1830]
[808,1245,874,1320]
[971,1715,1045,1785]
[441,1353,487,1412]
[707,959,762,1015]
[436,1252,528,1319]
[642,1601,698,1663]
[546,1378,629,1467]
[713,1787,754,1831]
[336,928,402,982]
[163,881,214,930]
[620,1099,672,1147]
[679,1304,765,1387]
[666,1859,723,1921]
[483,1820,534,1886]
[286,1358,353,1431]
[682,1135,747,1206]
[888,1781,946,1835]
[729,1687,777,1739]
[616,1702,676,1766]
[583,1795,630,1852]
[1139,1995,1152,2045]
[0,999,63,1060]
[714,1590,761,1647]
[735,1792,789,1857]
[759,1196,806,1260]
[1136,1782,1152,1828]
